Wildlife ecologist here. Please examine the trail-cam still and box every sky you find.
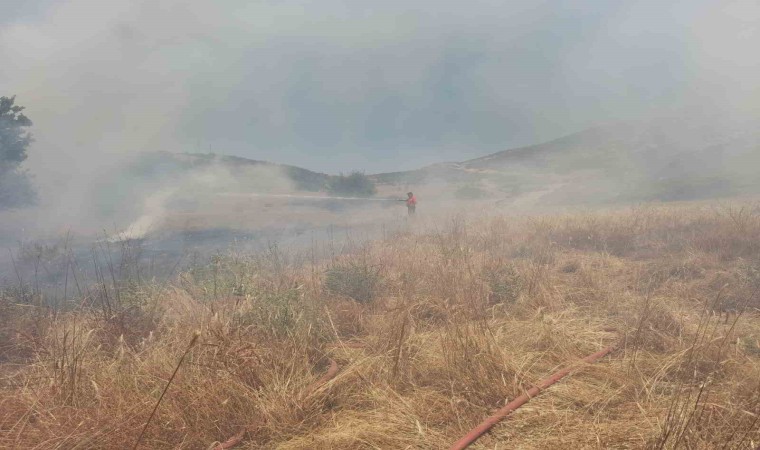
[1,0,759,184]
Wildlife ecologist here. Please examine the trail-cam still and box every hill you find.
[126,118,760,207]
[372,119,760,204]
[128,151,332,192]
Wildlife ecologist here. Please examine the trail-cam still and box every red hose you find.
[302,359,340,399]
[448,345,616,450]
[213,429,245,450]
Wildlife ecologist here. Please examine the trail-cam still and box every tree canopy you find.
[326,171,377,197]
[0,96,36,208]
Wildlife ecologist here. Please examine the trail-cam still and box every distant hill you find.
[127,118,760,206]
[371,119,760,204]
[129,151,331,192]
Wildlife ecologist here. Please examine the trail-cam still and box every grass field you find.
[2,201,760,449]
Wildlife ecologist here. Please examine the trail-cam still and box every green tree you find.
[326,171,376,197]
[0,96,36,208]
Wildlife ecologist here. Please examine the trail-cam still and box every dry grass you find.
[2,202,760,449]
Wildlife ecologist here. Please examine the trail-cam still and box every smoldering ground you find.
[0,155,423,306]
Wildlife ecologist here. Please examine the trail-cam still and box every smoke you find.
[1,0,760,246]
[110,158,303,240]
[3,1,758,178]
[0,150,301,245]
[111,187,176,241]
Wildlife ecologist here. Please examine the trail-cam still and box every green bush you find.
[483,263,522,304]
[235,288,304,338]
[326,171,377,197]
[325,260,382,303]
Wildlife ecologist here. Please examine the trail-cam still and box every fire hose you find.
[302,358,340,399]
[448,344,617,450]
[213,341,616,449]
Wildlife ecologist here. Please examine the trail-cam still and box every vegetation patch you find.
[324,259,382,303]
[2,202,760,449]
[326,171,377,197]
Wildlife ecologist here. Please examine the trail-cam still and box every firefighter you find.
[405,191,417,216]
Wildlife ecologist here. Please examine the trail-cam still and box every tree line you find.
[0,96,36,209]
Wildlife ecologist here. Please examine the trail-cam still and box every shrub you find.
[326,171,376,197]
[483,262,522,304]
[324,259,381,303]
[238,288,304,337]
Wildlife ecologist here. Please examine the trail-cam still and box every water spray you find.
[220,192,401,202]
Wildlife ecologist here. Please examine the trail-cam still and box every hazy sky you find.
[2,0,759,178]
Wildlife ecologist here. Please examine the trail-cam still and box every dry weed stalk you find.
[132,330,200,450]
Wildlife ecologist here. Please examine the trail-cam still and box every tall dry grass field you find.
[2,202,760,449]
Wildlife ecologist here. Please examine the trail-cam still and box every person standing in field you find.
[405,192,417,216]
